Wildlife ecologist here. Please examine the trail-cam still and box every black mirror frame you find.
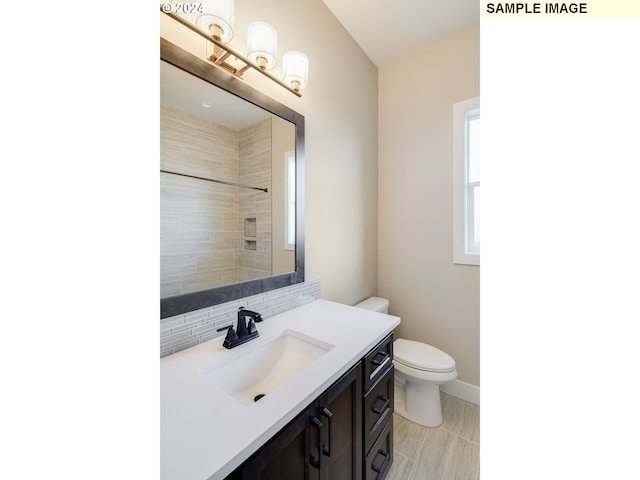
[160,38,305,319]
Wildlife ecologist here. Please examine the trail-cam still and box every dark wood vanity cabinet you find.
[363,333,393,392]
[363,364,394,459]
[362,334,394,480]
[225,332,395,480]
[231,400,317,480]
[317,363,363,480]
[364,419,393,480]
[227,363,362,480]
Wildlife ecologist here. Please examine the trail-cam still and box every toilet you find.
[355,297,457,427]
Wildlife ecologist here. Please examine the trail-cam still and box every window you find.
[284,151,295,251]
[453,97,480,265]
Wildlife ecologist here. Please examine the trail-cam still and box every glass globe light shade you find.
[196,0,235,43]
[247,21,278,70]
[282,51,309,91]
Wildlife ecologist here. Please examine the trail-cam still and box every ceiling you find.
[161,61,271,130]
[321,0,480,67]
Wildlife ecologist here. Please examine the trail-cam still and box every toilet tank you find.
[355,297,389,314]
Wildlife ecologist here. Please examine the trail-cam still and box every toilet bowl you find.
[355,297,458,428]
[393,338,457,427]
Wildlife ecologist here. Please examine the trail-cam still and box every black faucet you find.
[223,307,263,349]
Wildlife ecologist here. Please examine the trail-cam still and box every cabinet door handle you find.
[370,351,390,367]
[310,416,323,470]
[321,407,333,457]
[371,449,390,476]
[371,395,390,415]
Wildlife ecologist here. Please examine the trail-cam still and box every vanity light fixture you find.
[161,2,308,97]
[247,21,278,71]
[196,0,234,43]
[282,51,309,93]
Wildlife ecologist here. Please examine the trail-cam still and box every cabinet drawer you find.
[363,333,393,393]
[364,419,393,480]
[363,365,394,457]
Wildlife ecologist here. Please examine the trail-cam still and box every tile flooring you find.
[386,392,480,480]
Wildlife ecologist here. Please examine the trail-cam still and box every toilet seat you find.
[394,338,456,373]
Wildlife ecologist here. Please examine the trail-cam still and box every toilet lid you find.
[394,338,456,373]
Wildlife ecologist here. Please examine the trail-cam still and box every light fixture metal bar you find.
[161,8,302,97]
[214,51,232,65]
[236,64,251,76]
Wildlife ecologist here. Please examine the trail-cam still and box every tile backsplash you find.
[160,278,321,358]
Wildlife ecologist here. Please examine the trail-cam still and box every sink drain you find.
[254,393,266,402]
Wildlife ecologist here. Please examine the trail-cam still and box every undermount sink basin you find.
[200,329,334,406]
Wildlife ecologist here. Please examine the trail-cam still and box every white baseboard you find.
[440,379,479,406]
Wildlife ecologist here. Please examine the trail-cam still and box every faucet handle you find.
[223,327,238,348]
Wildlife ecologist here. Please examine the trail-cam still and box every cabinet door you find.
[317,362,362,480]
[238,402,320,480]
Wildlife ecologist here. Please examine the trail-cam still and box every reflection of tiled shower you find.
[160,105,271,298]
[238,119,272,281]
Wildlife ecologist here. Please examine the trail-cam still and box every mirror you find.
[160,38,305,319]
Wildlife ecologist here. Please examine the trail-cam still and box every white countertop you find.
[161,299,400,480]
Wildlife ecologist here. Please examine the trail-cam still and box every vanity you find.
[161,299,399,480]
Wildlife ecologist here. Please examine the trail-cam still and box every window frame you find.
[453,96,480,266]
[284,150,296,251]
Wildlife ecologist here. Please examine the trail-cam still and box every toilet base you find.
[394,378,444,427]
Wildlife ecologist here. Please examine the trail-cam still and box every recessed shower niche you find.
[244,218,257,251]
[244,218,257,237]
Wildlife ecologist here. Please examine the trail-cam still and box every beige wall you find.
[378,25,480,387]
[160,0,379,305]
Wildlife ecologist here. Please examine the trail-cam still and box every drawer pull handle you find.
[321,407,333,457]
[310,416,323,470]
[371,395,390,415]
[371,449,390,476]
[370,351,390,367]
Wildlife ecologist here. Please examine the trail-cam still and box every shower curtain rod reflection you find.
[161,169,268,193]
